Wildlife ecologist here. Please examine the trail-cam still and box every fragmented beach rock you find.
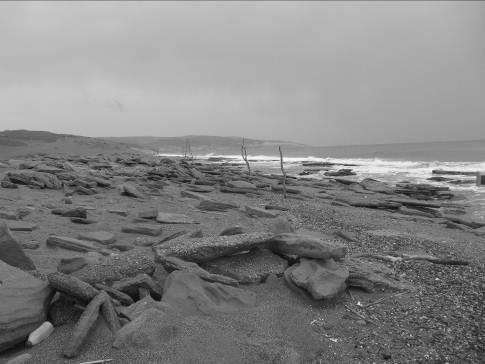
[245,205,278,218]
[162,271,256,315]
[46,235,101,253]
[112,273,162,300]
[122,223,162,236]
[201,248,288,284]
[286,258,348,300]
[0,261,52,352]
[7,170,63,189]
[77,231,116,245]
[72,250,155,285]
[0,222,36,270]
[154,232,273,263]
[158,256,239,286]
[268,233,347,261]
[197,200,239,212]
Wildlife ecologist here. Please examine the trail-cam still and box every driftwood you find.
[278,146,287,199]
[241,138,251,177]
[47,272,99,303]
[63,291,107,358]
[94,283,134,306]
[354,253,469,266]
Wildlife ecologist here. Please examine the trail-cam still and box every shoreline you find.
[0,148,484,363]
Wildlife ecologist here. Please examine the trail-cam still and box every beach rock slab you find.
[197,200,239,212]
[5,221,37,232]
[0,261,52,352]
[227,180,256,189]
[245,205,278,218]
[0,222,36,270]
[120,183,145,198]
[122,223,162,236]
[72,250,155,285]
[77,231,116,245]
[154,232,273,263]
[219,226,245,236]
[7,170,62,189]
[345,258,411,292]
[108,208,129,217]
[162,271,256,315]
[181,190,210,200]
[46,235,101,253]
[52,207,87,219]
[138,209,158,219]
[156,212,198,224]
[201,248,288,284]
[286,258,348,300]
[269,233,347,261]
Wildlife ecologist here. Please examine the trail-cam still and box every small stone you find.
[70,217,96,224]
[245,205,278,218]
[138,209,158,220]
[133,236,157,247]
[110,243,134,252]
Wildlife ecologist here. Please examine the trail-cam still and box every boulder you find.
[268,233,347,260]
[154,232,273,263]
[156,212,198,224]
[245,205,278,218]
[197,200,239,212]
[286,258,348,300]
[0,261,52,352]
[7,170,62,189]
[77,231,116,245]
[162,271,256,315]
[122,224,162,236]
[201,248,288,284]
[0,222,36,270]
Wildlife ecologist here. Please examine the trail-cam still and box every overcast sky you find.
[0,1,484,146]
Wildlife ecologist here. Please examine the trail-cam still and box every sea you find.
[159,139,485,222]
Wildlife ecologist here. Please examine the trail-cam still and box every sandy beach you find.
[0,136,483,364]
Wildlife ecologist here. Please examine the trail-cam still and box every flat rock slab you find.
[345,257,411,292]
[0,222,36,270]
[77,231,116,245]
[201,248,288,284]
[120,183,145,199]
[162,271,256,315]
[72,250,155,285]
[5,221,37,232]
[227,180,256,189]
[181,190,210,201]
[122,224,162,236]
[154,232,273,263]
[0,210,18,220]
[245,205,278,218]
[197,200,239,212]
[156,212,198,224]
[286,258,348,300]
[46,235,101,253]
[7,170,63,189]
[0,261,52,352]
[52,207,87,219]
[268,233,347,261]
